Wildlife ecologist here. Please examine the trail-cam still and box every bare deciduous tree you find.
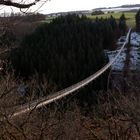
[0,0,47,9]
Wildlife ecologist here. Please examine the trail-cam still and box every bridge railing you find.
[8,28,132,119]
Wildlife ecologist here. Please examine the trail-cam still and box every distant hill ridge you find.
[121,4,140,8]
[93,4,140,11]
[46,4,140,16]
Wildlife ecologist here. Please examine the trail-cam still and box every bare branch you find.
[0,0,37,9]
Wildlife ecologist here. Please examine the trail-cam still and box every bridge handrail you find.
[10,29,132,118]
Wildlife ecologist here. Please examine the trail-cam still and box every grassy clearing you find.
[88,12,136,27]
[88,12,135,20]
[46,12,136,27]
[45,16,55,23]
[127,18,136,28]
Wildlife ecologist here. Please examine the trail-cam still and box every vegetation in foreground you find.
[0,74,140,139]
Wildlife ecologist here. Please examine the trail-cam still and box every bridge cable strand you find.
[9,28,132,119]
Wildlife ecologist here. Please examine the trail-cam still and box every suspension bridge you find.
[1,28,132,120]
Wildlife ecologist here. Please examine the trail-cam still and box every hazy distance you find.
[0,0,140,14]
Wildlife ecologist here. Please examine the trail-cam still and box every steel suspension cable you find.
[10,28,131,119]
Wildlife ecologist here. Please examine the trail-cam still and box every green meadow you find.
[88,12,136,27]
[45,12,136,27]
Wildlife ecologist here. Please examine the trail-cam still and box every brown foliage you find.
[0,74,139,139]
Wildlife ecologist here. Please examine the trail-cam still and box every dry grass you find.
[0,74,139,140]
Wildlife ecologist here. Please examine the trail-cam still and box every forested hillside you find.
[10,14,119,91]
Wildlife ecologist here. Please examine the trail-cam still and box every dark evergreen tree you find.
[109,15,117,31]
[119,13,127,35]
[136,9,140,32]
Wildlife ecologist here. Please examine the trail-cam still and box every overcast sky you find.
[42,0,140,14]
[1,0,140,14]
